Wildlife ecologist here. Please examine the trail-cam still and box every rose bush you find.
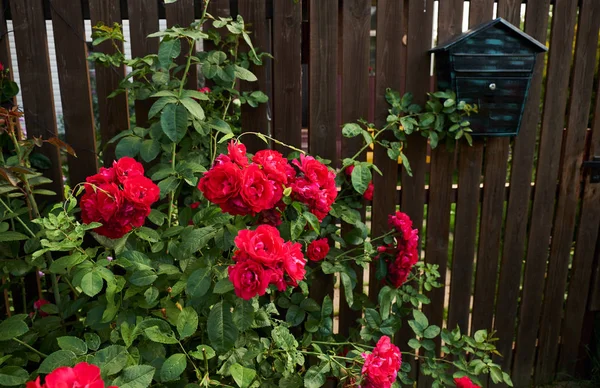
[0,3,513,388]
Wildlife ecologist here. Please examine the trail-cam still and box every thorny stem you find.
[13,338,48,358]
[0,197,36,237]
[178,341,202,380]
[236,132,306,155]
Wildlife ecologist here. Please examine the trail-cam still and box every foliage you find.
[0,2,511,387]
[342,89,477,177]
[0,63,19,104]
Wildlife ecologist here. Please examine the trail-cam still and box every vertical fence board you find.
[308,0,337,304]
[558,78,600,375]
[370,0,404,304]
[272,0,302,152]
[470,0,520,337]
[512,0,579,385]
[165,0,197,90]
[50,0,98,186]
[492,0,550,376]
[204,0,230,53]
[447,0,493,335]
[10,0,63,199]
[89,0,130,165]
[338,0,370,337]
[0,5,17,113]
[127,0,159,128]
[239,0,269,153]
[422,0,463,355]
[535,1,599,383]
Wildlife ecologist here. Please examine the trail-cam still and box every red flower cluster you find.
[290,155,337,220]
[80,157,159,239]
[228,225,306,300]
[307,238,330,262]
[345,165,374,201]
[361,336,402,388]
[27,362,116,388]
[376,211,419,288]
[33,299,50,317]
[454,376,481,388]
[198,142,337,223]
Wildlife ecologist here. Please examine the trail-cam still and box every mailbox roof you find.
[429,17,548,53]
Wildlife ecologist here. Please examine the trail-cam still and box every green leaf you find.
[304,365,326,388]
[490,366,503,384]
[115,136,142,159]
[423,325,440,339]
[285,305,305,327]
[140,139,161,162]
[158,176,180,198]
[38,350,76,374]
[186,267,211,301]
[92,345,128,376]
[160,353,187,382]
[85,333,101,351]
[303,212,320,234]
[149,97,177,119]
[208,302,238,354]
[81,271,104,297]
[213,278,234,294]
[129,269,157,287]
[161,104,188,143]
[178,227,215,258]
[233,299,255,332]
[0,366,29,386]
[290,216,306,240]
[230,363,256,388]
[340,272,354,307]
[189,344,216,360]
[57,336,88,355]
[233,65,257,81]
[144,326,178,344]
[112,365,155,388]
[413,309,429,329]
[180,97,205,121]
[158,39,181,68]
[408,338,421,350]
[135,227,161,243]
[0,315,28,341]
[177,307,198,340]
[341,123,363,138]
[207,118,232,134]
[351,164,372,195]
[0,232,28,242]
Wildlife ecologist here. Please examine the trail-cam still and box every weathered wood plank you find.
[492,0,550,378]
[421,0,463,356]
[470,0,521,339]
[554,2,600,376]
[127,0,159,128]
[370,0,405,304]
[10,0,63,199]
[165,0,197,90]
[238,0,269,153]
[511,0,579,386]
[447,0,494,336]
[0,4,17,118]
[50,0,98,186]
[338,0,370,337]
[89,0,130,165]
[307,0,337,306]
[272,0,302,152]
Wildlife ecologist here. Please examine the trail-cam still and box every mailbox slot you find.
[453,54,535,73]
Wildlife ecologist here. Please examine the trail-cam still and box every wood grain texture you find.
[421,0,462,356]
[89,0,130,165]
[272,0,302,152]
[238,0,269,153]
[447,0,494,336]
[470,0,521,339]
[492,0,550,378]
[50,0,98,186]
[370,0,404,304]
[554,1,600,376]
[338,0,371,337]
[511,1,579,386]
[10,0,63,200]
[307,0,337,307]
[127,0,159,128]
[165,0,197,90]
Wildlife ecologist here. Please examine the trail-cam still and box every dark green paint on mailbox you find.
[430,18,547,137]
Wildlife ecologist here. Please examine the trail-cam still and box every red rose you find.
[227,141,249,167]
[85,167,116,185]
[282,241,306,286]
[454,376,481,388]
[364,182,374,201]
[113,156,144,183]
[388,211,413,237]
[240,164,277,213]
[294,154,333,184]
[80,183,121,224]
[33,299,50,317]
[198,161,242,205]
[387,250,417,288]
[307,239,329,262]
[198,86,211,93]
[361,336,402,388]
[234,225,284,267]
[228,258,270,300]
[291,155,337,220]
[122,175,160,206]
[190,201,200,209]
[27,362,117,388]
[253,150,296,184]
[265,267,287,291]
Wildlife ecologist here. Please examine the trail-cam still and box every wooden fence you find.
[1,0,600,386]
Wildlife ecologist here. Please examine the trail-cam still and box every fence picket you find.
[165,0,197,90]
